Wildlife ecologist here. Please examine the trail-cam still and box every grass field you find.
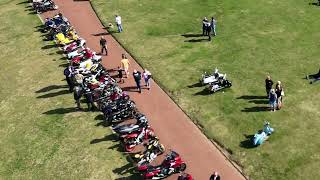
[0,0,139,179]
[91,0,320,179]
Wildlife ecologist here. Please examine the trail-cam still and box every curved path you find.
[41,1,246,179]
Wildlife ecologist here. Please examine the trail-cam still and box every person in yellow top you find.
[120,54,130,78]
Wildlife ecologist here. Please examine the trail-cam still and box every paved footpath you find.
[41,1,247,179]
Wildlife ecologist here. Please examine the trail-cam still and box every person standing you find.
[275,81,284,110]
[115,15,123,33]
[73,85,83,110]
[117,66,124,83]
[143,69,152,90]
[84,89,95,111]
[202,17,208,36]
[206,21,212,41]
[99,36,108,55]
[211,17,217,36]
[269,89,278,112]
[133,69,142,93]
[120,54,130,77]
[265,76,274,98]
[210,172,221,180]
[64,65,75,92]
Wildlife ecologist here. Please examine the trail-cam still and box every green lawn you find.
[91,0,320,179]
[0,0,138,179]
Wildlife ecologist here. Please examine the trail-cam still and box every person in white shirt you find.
[115,15,123,33]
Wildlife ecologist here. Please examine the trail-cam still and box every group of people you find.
[265,76,284,112]
[202,16,217,41]
[119,54,152,93]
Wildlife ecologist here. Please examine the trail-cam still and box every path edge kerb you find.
[89,2,248,179]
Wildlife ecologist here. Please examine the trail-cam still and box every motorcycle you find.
[63,38,86,53]
[208,79,232,93]
[32,0,58,14]
[112,114,148,134]
[200,67,226,85]
[253,121,274,146]
[133,137,165,166]
[122,126,155,152]
[138,151,187,179]
[103,100,138,124]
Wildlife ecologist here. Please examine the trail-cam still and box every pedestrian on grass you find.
[99,36,108,55]
[64,65,75,92]
[202,17,208,36]
[275,81,284,110]
[120,54,130,77]
[143,69,152,90]
[73,85,83,110]
[269,89,277,112]
[133,69,142,93]
[210,171,221,180]
[84,89,95,111]
[115,15,123,33]
[265,76,274,98]
[211,17,217,36]
[117,66,124,83]
[206,22,212,41]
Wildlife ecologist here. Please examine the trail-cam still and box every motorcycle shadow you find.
[239,134,256,149]
[187,82,203,88]
[193,88,212,96]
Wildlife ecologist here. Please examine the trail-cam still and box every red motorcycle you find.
[121,126,155,152]
[138,151,187,179]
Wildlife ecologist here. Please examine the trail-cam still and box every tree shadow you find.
[240,134,256,149]
[184,38,209,43]
[35,85,68,93]
[241,106,269,112]
[237,95,266,100]
[187,82,203,88]
[181,33,203,38]
[43,107,78,115]
[309,2,320,6]
[92,32,110,36]
[193,88,211,96]
[37,89,70,98]
[90,133,118,144]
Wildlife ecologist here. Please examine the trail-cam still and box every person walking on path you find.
[210,172,221,180]
[143,69,152,90]
[211,17,217,36]
[133,69,142,93]
[115,15,123,33]
[117,66,124,83]
[275,81,284,110]
[202,17,208,36]
[269,89,278,112]
[64,65,75,92]
[99,36,108,55]
[120,54,130,78]
[265,76,274,98]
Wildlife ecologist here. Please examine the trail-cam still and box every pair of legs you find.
[135,80,141,93]
[269,101,277,111]
[144,78,151,90]
[101,46,108,55]
[124,68,129,78]
[66,76,74,92]
[117,24,123,32]
[212,25,216,36]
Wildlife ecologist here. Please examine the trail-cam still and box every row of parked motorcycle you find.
[40,12,193,180]
[30,0,58,14]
